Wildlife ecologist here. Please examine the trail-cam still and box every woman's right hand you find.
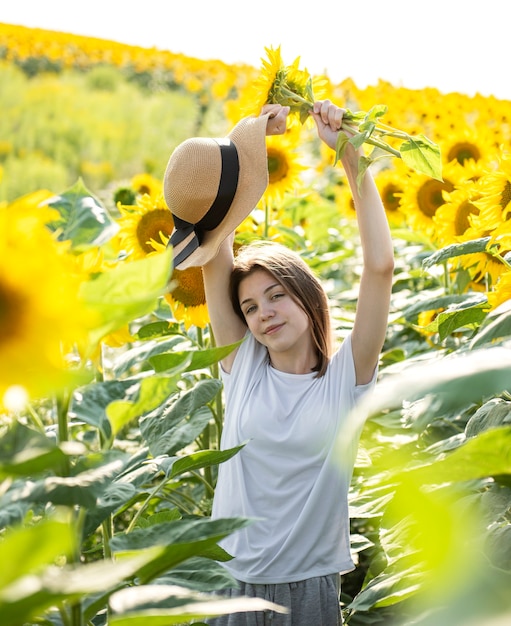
[261,104,290,136]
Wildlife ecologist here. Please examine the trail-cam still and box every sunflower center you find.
[500,180,511,212]
[447,142,481,165]
[171,267,206,307]
[0,281,25,345]
[137,184,152,196]
[267,149,289,184]
[454,200,479,236]
[136,209,174,254]
[382,183,402,212]
[417,179,455,218]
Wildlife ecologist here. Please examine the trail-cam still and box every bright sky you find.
[1,0,509,100]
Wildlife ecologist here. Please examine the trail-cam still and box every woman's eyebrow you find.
[240,283,281,307]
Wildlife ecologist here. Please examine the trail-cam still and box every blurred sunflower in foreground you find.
[0,192,91,408]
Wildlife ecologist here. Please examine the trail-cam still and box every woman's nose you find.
[260,304,275,321]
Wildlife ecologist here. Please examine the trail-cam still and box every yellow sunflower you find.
[374,166,407,227]
[416,308,445,345]
[432,181,482,246]
[397,161,463,240]
[487,271,511,310]
[115,193,174,260]
[164,266,209,330]
[333,179,357,221]
[235,46,316,128]
[471,152,511,234]
[263,133,307,207]
[234,45,284,120]
[455,249,507,290]
[150,235,210,330]
[440,125,497,167]
[131,172,163,198]
[67,245,115,279]
[472,93,511,147]
[0,193,90,406]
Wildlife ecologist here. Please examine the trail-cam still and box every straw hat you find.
[163,113,270,270]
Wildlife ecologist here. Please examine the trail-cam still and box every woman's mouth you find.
[264,324,283,335]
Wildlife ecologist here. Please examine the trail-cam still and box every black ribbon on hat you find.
[169,139,240,268]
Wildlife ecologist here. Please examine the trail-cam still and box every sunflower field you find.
[0,22,510,626]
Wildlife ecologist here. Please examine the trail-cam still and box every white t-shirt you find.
[211,331,376,584]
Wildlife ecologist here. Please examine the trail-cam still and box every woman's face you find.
[238,269,312,358]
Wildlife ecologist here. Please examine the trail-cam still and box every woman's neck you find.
[268,347,318,375]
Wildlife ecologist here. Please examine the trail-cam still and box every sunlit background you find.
[2,0,510,100]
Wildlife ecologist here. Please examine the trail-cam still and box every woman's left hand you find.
[309,99,345,150]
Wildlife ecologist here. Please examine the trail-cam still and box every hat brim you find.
[170,113,270,270]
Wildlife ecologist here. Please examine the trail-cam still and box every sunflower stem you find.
[56,390,70,445]
[56,390,71,477]
[58,607,72,626]
[126,477,166,533]
[163,490,197,516]
[195,324,214,489]
[101,517,113,560]
[214,385,224,445]
[191,469,215,498]
[208,323,224,445]
[26,402,45,433]
[361,135,402,158]
[489,247,511,270]
[196,325,203,347]
[442,260,451,294]
[68,507,87,626]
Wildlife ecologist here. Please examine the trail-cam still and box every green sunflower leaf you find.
[470,300,511,348]
[149,339,244,374]
[106,374,184,437]
[422,237,492,269]
[79,248,173,351]
[139,379,222,456]
[43,177,119,251]
[399,134,443,181]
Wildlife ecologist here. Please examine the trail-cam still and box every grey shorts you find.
[205,573,342,626]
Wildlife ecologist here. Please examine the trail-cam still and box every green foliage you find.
[45,177,119,250]
[79,248,174,350]
[0,181,284,625]
[0,62,206,202]
[338,237,511,625]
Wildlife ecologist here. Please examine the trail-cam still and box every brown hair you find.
[229,241,333,377]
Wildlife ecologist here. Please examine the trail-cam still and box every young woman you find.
[164,100,394,625]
